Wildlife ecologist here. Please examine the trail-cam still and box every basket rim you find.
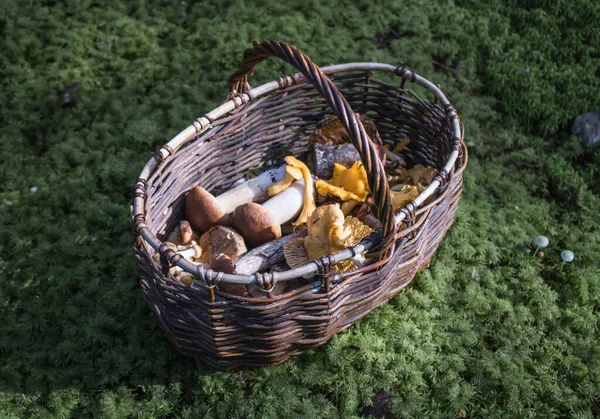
[132,61,464,286]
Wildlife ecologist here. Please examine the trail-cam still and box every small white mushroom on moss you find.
[560,250,574,271]
[533,235,549,257]
[560,250,574,262]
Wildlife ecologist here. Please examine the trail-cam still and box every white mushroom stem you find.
[262,179,305,224]
[176,244,202,260]
[217,165,287,213]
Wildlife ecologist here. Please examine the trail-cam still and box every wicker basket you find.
[131,41,467,369]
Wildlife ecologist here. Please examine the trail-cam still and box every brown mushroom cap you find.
[232,202,281,247]
[178,220,194,245]
[199,225,247,266]
[210,253,236,273]
[185,186,231,232]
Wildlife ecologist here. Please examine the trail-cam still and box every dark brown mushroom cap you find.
[210,254,249,296]
[178,220,194,245]
[199,225,247,265]
[232,202,281,247]
[185,186,231,232]
[210,253,236,274]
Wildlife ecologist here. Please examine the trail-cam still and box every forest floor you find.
[1,1,599,417]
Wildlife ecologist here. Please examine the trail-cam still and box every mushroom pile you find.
[157,114,438,296]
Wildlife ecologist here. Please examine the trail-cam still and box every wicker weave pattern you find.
[132,159,464,369]
[227,41,396,243]
[131,42,467,368]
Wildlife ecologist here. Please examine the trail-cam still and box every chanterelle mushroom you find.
[186,165,287,232]
[315,161,370,202]
[267,165,303,197]
[304,204,349,259]
[284,204,373,274]
[394,136,410,153]
[390,184,419,212]
[284,156,316,226]
[341,200,360,216]
[399,165,437,192]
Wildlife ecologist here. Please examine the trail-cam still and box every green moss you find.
[1,0,599,417]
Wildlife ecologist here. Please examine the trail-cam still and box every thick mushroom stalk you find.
[284,156,316,226]
[233,180,305,247]
[176,243,203,260]
[186,165,287,232]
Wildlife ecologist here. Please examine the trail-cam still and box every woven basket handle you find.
[227,40,397,248]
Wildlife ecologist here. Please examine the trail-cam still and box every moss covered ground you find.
[1,0,599,417]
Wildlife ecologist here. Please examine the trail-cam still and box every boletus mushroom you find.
[178,220,195,245]
[233,179,306,247]
[164,220,198,245]
[198,226,248,295]
[186,165,287,232]
[198,225,247,269]
[152,241,202,264]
